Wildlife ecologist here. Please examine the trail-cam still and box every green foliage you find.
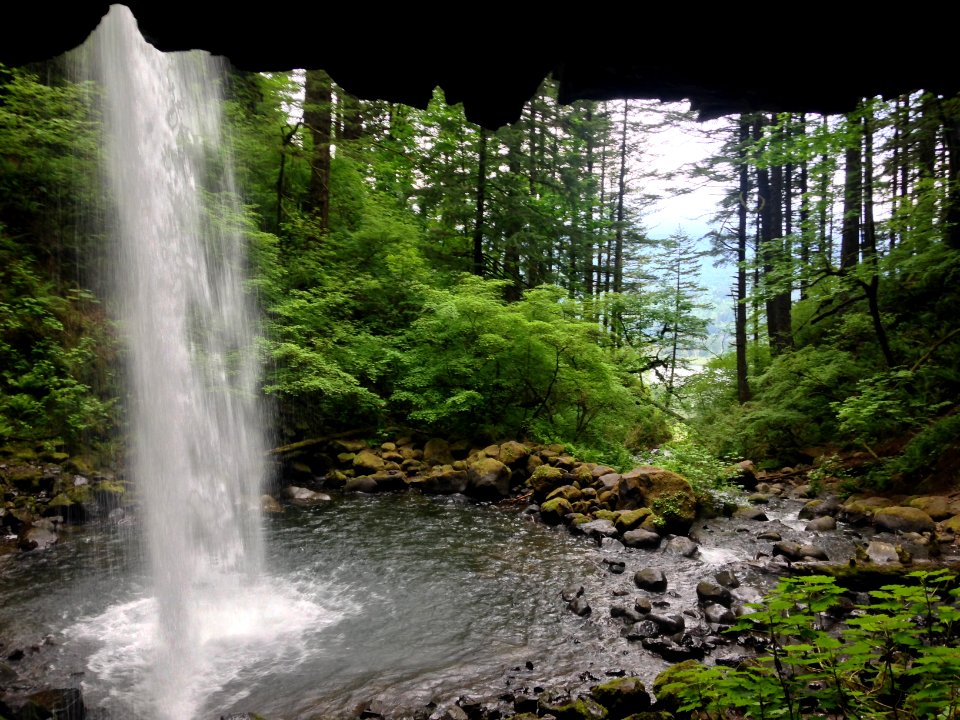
[668,571,960,720]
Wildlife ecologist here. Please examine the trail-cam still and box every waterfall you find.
[79,6,266,717]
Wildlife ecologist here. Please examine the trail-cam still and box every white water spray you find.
[79,6,267,717]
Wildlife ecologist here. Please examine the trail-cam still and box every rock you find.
[621,528,661,549]
[423,438,454,466]
[727,460,758,490]
[704,603,736,625]
[943,514,960,533]
[322,469,349,488]
[652,660,703,712]
[540,497,573,525]
[344,476,379,493]
[773,541,828,561]
[281,486,331,505]
[604,559,626,574]
[260,494,283,513]
[590,676,650,717]
[18,525,58,551]
[528,465,567,501]
[733,506,768,521]
[908,496,952,521]
[596,473,621,491]
[634,568,667,592]
[498,440,530,467]
[839,496,891,525]
[866,540,900,563]
[580,519,619,540]
[634,597,652,614]
[756,530,782,540]
[414,465,468,494]
[561,584,585,602]
[805,515,837,532]
[664,536,698,557]
[21,688,85,720]
[641,637,705,662]
[715,569,739,588]
[353,449,385,476]
[792,483,815,499]
[370,470,406,491]
[874,506,935,534]
[696,580,732,607]
[538,692,608,720]
[625,619,660,640]
[615,467,696,534]
[568,596,592,617]
[648,612,684,634]
[746,492,770,505]
[799,496,841,519]
[466,457,511,499]
[546,484,583,503]
[614,508,652,533]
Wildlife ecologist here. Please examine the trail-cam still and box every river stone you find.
[805,515,837,532]
[648,612,684,634]
[415,465,468,494]
[757,529,782,540]
[727,460,758,490]
[323,470,349,488]
[528,465,566,501]
[540,497,573,525]
[18,526,58,551]
[466,457,511,498]
[344,475,378,493]
[773,541,828,561]
[260,494,283,513]
[943,514,960,533]
[652,660,703,712]
[733,506,768,521]
[874,506,935,534]
[496,440,529,467]
[715,569,740,588]
[908,496,952,521]
[615,508,652,533]
[840,496,892,525]
[590,676,650,717]
[621,528,661,549]
[568,596,592,617]
[539,693,607,720]
[747,492,770,505]
[664,536,698,557]
[866,540,900,563]
[696,580,732,607]
[641,637,705,662]
[580,518,619,541]
[799,496,841,519]
[605,559,626,574]
[546,484,583,503]
[634,597,652,614]
[562,584,584,602]
[626,619,660,639]
[616,466,696,534]
[704,603,736,625]
[352,449,384,476]
[634,568,667,592]
[282,486,332,505]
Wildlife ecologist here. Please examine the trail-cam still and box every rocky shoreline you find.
[2,437,960,719]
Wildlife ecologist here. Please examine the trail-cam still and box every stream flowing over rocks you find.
[3,438,960,719]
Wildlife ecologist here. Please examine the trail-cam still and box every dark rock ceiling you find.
[4,4,956,128]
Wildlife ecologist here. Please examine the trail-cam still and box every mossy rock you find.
[336,452,356,465]
[46,493,75,510]
[93,480,125,496]
[908,496,952,521]
[620,713,672,720]
[64,457,96,476]
[874,506,935,534]
[547,484,582,503]
[498,440,530,466]
[593,509,619,523]
[539,694,608,720]
[353,449,385,476]
[943,514,960,533]
[591,676,650,717]
[540,497,573,525]
[615,508,652,534]
[528,464,566,501]
[651,659,704,712]
[4,465,42,489]
[617,467,696,534]
[42,451,70,464]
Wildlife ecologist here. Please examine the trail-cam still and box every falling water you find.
[78,6,267,717]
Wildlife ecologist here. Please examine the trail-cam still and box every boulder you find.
[652,660,703,713]
[733,506,768,521]
[647,612,684,634]
[614,508,652,534]
[773,541,828,561]
[839,496,892,525]
[805,516,837,532]
[664,536,698,557]
[466,457,511,499]
[696,580,732,607]
[282,486,332,506]
[580,518,619,540]
[498,440,530,467]
[641,637,705,662]
[704,603,736,625]
[568,596,592,617]
[715,569,739,588]
[18,525,58,551]
[352,449,385,476]
[865,540,900,564]
[798,496,841,519]
[415,465,468,494]
[344,476,378,493]
[616,467,696,534]
[423,438,454,466]
[634,568,667,592]
[908,496,952,521]
[540,497,573,525]
[621,528,661,549]
[625,619,660,640]
[590,676,651,717]
[727,460,758,490]
[596,473,621,491]
[746,492,770,505]
[260,495,284,513]
[528,465,567,501]
[20,688,85,720]
[538,692,608,720]
[943,514,960,533]
[874,506,935,534]
[546,484,583,503]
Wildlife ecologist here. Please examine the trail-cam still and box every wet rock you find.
[866,540,900,563]
[604,558,626,574]
[590,676,650,717]
[634,568,667,592]
[580,519,618,541]
[746,492,770,505]
[422,438,454,466]
[625,619,660,639]
[621,528,661,549]
[344,476,379,493]
[943,514,960,533]
[648,613,684,634]
[18,525,58,551]
[641,636,705,662]
[652,660,703,712]
[540,497,573,525]
[528,465,567,502]
[466,458,511,499]
[561,585,585,602]
[260,494,283,513]
[696,581,732,607]
[281,486,331,506]
[546,485,583,503]
[792,483,815,499]
[614,508,651,534]
[664,536,698,557]
[727,460,758,491]
[539,693,607,720]
[221,714,266,720]
[497,440,530,468]
[874,506,935,534]
[733,506,768,521]
[715,569,739,588]
[431,706,469,720]
[634,597,652,614]
[756,529,781,540]
[704,603,736,625]
[568,596,592,617]
[799,496,841,519]
[805,516,837,532]
[412,465,469,494]
[773,541,828,561]
[839,496,891,525]
[600,537,625,552]
[21,688,85,720]
[0,661,17,685]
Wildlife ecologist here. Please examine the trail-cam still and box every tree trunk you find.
[472,128,487,276]
[304,69,333,236]
[736,116,751,403]
[840,110,862,270]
